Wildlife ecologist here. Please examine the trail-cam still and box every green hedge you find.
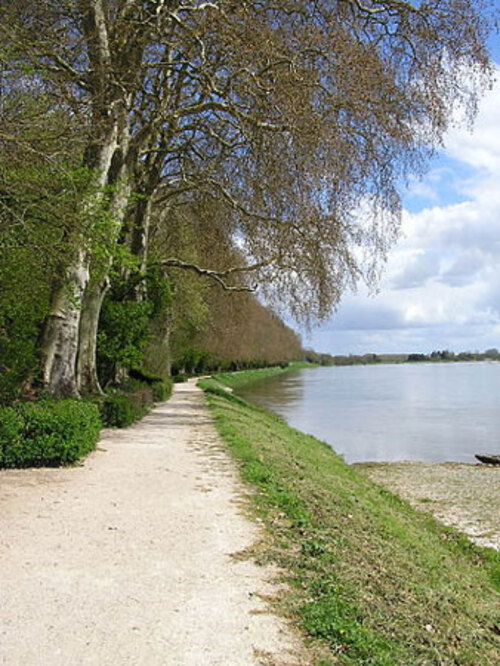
[151,379,172,402]
[98,386,154,427]
[0,378,174,467]
[128,369,173,402]
[98,381,172,428]
[0,399,101,468]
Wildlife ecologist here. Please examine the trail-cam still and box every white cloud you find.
[445,74,500,172]
[390,250,441,290]
[310,67,500,354]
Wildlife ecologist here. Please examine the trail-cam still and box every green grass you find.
[199,376,500,665]
[211,362,318,389]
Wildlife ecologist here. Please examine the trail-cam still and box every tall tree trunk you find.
[76,133,132,395]
[39,129,119,397]
[131,195,153,273]
[143,309,174,379]
[39,248,90,397]
[130,195,153,301]
[76,276,109,395]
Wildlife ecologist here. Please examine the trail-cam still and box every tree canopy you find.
[0,0,494,397]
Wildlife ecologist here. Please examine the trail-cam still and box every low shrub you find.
[0,407,23,467]
[98,386,154,427]
[151,379,173,402]
[172,374,188,384]
[98,395,136,427]
[129,367,164,385]
[0,399,101,468]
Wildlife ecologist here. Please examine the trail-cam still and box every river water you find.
[236,362,500,463]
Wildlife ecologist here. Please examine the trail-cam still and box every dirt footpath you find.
[359,461,500,550]
[0,380,305,666]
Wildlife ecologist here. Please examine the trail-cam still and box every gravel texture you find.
[0,380,305,666]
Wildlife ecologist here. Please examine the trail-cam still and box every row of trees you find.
[408,349,500,362]
[303,350,500,366]
[0,0,493,401]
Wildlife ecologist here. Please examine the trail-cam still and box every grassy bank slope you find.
[200,373,500,665]
[211,361,317,389]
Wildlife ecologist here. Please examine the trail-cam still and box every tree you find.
[1,0,494,396]
[0,70,88,402]
[145,197,302,374]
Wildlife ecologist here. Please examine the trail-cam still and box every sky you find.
[308,25,500,356]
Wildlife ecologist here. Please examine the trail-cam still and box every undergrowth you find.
[0,399,101,468]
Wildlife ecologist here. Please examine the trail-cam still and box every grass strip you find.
[200,373,500,665]
[212,361,317,390]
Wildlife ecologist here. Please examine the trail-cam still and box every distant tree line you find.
[303,349,500,367]
[407,349,500,363]
[304,350,382,366]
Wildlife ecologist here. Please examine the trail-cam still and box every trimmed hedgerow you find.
[151,379,172,402]
[0,399,101,468]
[128,369,172,402]
[0,407,22,467]
[98,395,136,427]
[128,367,164,385]
[97,386,154,427]
[97,375,173,427]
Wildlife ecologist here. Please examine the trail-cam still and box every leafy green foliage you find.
[96,270,172,387]
[145,267,172,317]
[97,300,154,386]
[202,378,500,665]
[129,367,164,384]
[97,386,154,428]
[0,91,89,403]
[0,407,22,467]
[127,368,172,401]
[0,261,49,403]
[0,400,101,468]
[98,395,138,427]
[151,380,173,402]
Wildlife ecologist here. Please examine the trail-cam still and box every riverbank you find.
[358,462,500,551]
[209,361,318,388]
[201,372,500,664]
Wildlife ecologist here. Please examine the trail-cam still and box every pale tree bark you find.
[76,106,133,395]
[39,247,91,397]
[76,166,133,394]
[144,309,174,379]
[75,276,110,395]
[132,195,153,277]
[39,130,119,397]
[39,0,119,397]
[129,187,156,301]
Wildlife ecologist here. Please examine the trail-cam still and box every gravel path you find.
[0,380,305,666]
[359,461,500,550]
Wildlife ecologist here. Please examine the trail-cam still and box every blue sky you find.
[308,18,500,356]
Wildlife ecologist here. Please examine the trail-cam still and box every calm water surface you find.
[236,363,500,463]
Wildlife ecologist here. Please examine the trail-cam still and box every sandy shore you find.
[359,461,500,550]
[0,380,305,665]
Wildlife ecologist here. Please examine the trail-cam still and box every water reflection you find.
[236,363,500,463]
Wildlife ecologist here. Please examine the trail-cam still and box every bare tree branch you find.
[159,257,257,291]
